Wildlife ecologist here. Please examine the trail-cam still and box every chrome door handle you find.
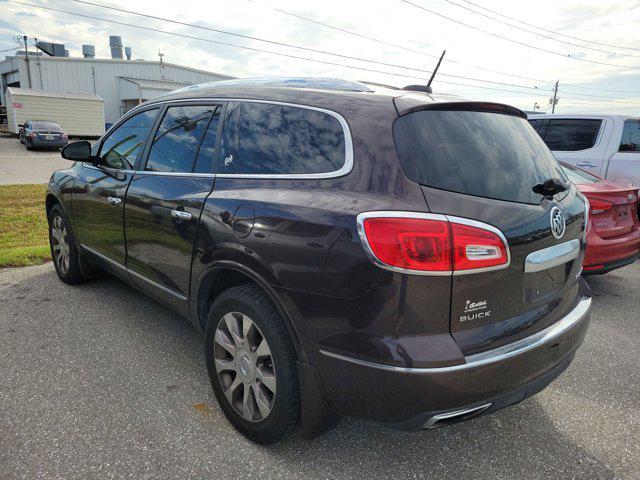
[171,209,192,221]
[107,196,122,205]
[576,161,597,168]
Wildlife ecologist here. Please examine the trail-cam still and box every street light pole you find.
[23,35,32,89]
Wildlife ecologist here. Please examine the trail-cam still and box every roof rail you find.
[171,77,374,94]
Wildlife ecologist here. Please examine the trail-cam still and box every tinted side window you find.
[146,105,216,173]
[194,107,222,174]
[528,119,544,132]
[218,102,346,175]
[100,109,158,169]
[542,119,602,151]
[619,119,640,152]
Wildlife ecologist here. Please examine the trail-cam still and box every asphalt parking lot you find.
[1,262,639,479]
[0,134,78,185]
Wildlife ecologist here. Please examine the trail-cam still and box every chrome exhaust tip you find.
[423,403,492,429]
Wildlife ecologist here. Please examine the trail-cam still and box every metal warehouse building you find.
[0,36,233,125]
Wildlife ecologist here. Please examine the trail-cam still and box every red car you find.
[561,162,640,274]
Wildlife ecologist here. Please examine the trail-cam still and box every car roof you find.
[145,77,525,119]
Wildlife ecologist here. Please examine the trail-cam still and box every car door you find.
[606,118,640,186]
[72,106,160,274]
[124,102,222,313]
[539,118,610,177]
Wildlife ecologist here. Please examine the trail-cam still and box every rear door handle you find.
[171,209,192,221]
[576,161,597,168]
[107,196,122,205]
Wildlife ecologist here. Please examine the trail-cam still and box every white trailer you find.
[5,87,105,137]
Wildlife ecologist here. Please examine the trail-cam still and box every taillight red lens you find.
[363,218,452,271]
[589,198,613,215]
[360,215,508,273]
[451,223,508,270]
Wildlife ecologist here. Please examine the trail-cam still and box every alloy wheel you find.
[213,311,277,422]
[51,215,70,274]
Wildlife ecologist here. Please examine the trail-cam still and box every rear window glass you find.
[561,163,599,184]
[542,119,602,151]
[217,102,345,175]
[32,121,62,131]
[619,119,640,152]
[394,110,567,204]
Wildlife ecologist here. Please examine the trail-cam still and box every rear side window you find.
[146,105,216,173]
[619,119,640,152]
[542,119,602,151]
[394,110,567,204]
[217,102,346,175]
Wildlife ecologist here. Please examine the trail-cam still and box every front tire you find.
[48,204,84,284]
[205,284,300,444]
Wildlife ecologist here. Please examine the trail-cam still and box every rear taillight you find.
[358,213,509,274]
[589,198,613,215]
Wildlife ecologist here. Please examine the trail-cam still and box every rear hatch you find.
[563,164,639,239]
[393,101,588,355]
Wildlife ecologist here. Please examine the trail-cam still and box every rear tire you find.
[205,284,300,444]
[48,204,85,284]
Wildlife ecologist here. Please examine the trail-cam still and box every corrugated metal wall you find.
[1,57,232,124]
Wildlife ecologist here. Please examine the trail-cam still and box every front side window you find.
[146,105,218,173]
[542,119,602,151]
[619,119,640,152]
[217,102,346,175]
[100,109,158,169]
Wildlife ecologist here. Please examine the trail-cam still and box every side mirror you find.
[61,140,93,162]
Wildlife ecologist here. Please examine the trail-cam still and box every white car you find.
[528,114,640,186]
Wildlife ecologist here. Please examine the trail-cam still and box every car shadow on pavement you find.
[0,264,625,479]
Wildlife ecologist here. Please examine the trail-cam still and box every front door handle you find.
[107,196,122,206]
[171,209,192,221]
[576,161,597,168]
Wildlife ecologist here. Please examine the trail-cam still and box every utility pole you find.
[550,80,559,113]
[23,35,32,89]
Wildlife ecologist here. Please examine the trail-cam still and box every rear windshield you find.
[31,121,62,131]
[394,110,567,204]
[561,163,599,185]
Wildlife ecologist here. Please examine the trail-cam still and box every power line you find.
[63,0,557,92]
[6,0,640,106]
[441,0,640,59]
[457,0,640,52]
[398,0,640,70]
[246,0,552,85]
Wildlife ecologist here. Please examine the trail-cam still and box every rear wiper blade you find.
[532,178,569,199]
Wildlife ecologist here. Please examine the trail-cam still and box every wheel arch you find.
[195,261,308,363]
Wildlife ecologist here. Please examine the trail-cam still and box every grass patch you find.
[0,184,50,267]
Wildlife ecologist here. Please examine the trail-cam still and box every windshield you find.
[31,121,62,132]
[561,163,599,185]
[394,109,567,204]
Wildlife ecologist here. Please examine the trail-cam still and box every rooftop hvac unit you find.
[35,41,67,57]
[124,46,131,60]
[82,45,95,58]
[109,35,123,59]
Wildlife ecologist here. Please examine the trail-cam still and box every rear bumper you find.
[584,227,640,271]
[583,252,639,275]
[316,295,591,427]
[29,138,68,148]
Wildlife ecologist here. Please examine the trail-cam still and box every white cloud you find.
[2,0,640,113]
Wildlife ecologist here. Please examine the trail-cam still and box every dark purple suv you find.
[46,78,591,443]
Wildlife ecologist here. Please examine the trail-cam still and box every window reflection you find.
[146,105,217,173]
[100,109,158,170]
[219,103,345,175]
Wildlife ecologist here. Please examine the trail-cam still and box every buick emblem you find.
[550,206,565,239]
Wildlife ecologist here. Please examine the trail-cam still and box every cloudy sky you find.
[2,0,640,113]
